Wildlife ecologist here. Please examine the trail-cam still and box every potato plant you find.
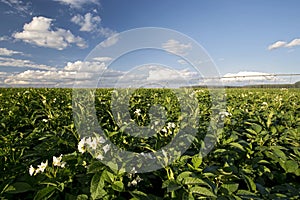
[0,88,299,199]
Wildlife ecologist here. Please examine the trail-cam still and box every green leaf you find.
[257,159,270,164]
[101,170,115,184]
[271,147,287,161]
[246,128,258,135]
[112,181,124,192]
[183,177,210,187]
[190,186,216,197]
[4,182,32,194]
[230,142,245,151]
[251,123,262,134]
[90,173,106,200]
[236,190,258,198]
[162,180,181,193]
[191,155,202,168]
[266,111,274,128]
[284,160,299,173]
[34,186,56,200]
[129,190,148,198]
[87,160,104,174]
[176,171,193,182]
[295,168,300,176]
[243,175,256,192]
[221,183,239,193]
[76,194,89,200]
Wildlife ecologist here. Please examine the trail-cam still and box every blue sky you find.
[0,0,300,87]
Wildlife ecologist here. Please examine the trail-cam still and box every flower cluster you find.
[52,154,66,168]
[29,160,48,176]
[134,108,141,116]
[161,122,176,134]
[29,155,67,176]
[219,111,232,118]
[127,167,142,187]
[77,136,106,154]
[167,122,176,129]
[77,136,110,161]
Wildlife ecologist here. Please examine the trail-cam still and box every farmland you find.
[0,88,299,199]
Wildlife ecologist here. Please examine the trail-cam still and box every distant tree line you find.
[187,81,300,89]
[244,81,300,88]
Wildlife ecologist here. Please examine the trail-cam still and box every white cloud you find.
[54,0,99,8]
[0,0,31,15]
[98,27,117,38]
[71,13,116,38]
[2,61,200,88]
[100,34,119,47]
[268,38,300,50]
[64,60,106,72]
[177,59,188,65]
[221,71,276,82]
[3,60,124,87]
[147,68,196,83]
[268,41,287,50]
[92,56,112,62]
[0,47,24,56]
[162,39,192,56]
[13,16,87,50]
[0,36,10,41]
[71,13,101,32]
[286,38,300,48]
[113,65,199,88]
[0,57,55,70]
[4,70,77,87]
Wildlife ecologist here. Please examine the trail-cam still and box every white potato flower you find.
[103,144,111,154]
[53,154,66,168]
[53,155,62,166]
[96,153,104,160]
[134,109,141,116]
[29,165,35,176]
[167,122,176,129]
[35,160,48,175]
[85,137,97,150]
[78,138,86,153]
[99,136,106,144]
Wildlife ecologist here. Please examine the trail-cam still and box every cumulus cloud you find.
[54,0,99,8]
[162,39,192,56]
[13,16,87,50]
[0,47,24,56]
[268,38,300,50]
[1,0,31,15]
[3,60,124,87]
[71,12,116,38]
[2,60,201,88]
[4,70,77,87]
[71,13,101,32]
[0,57,55,70]
[64,60,106,72]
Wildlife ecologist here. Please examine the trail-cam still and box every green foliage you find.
[0,88,299,199]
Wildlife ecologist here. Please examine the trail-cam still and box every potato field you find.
[0,88,299,199]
